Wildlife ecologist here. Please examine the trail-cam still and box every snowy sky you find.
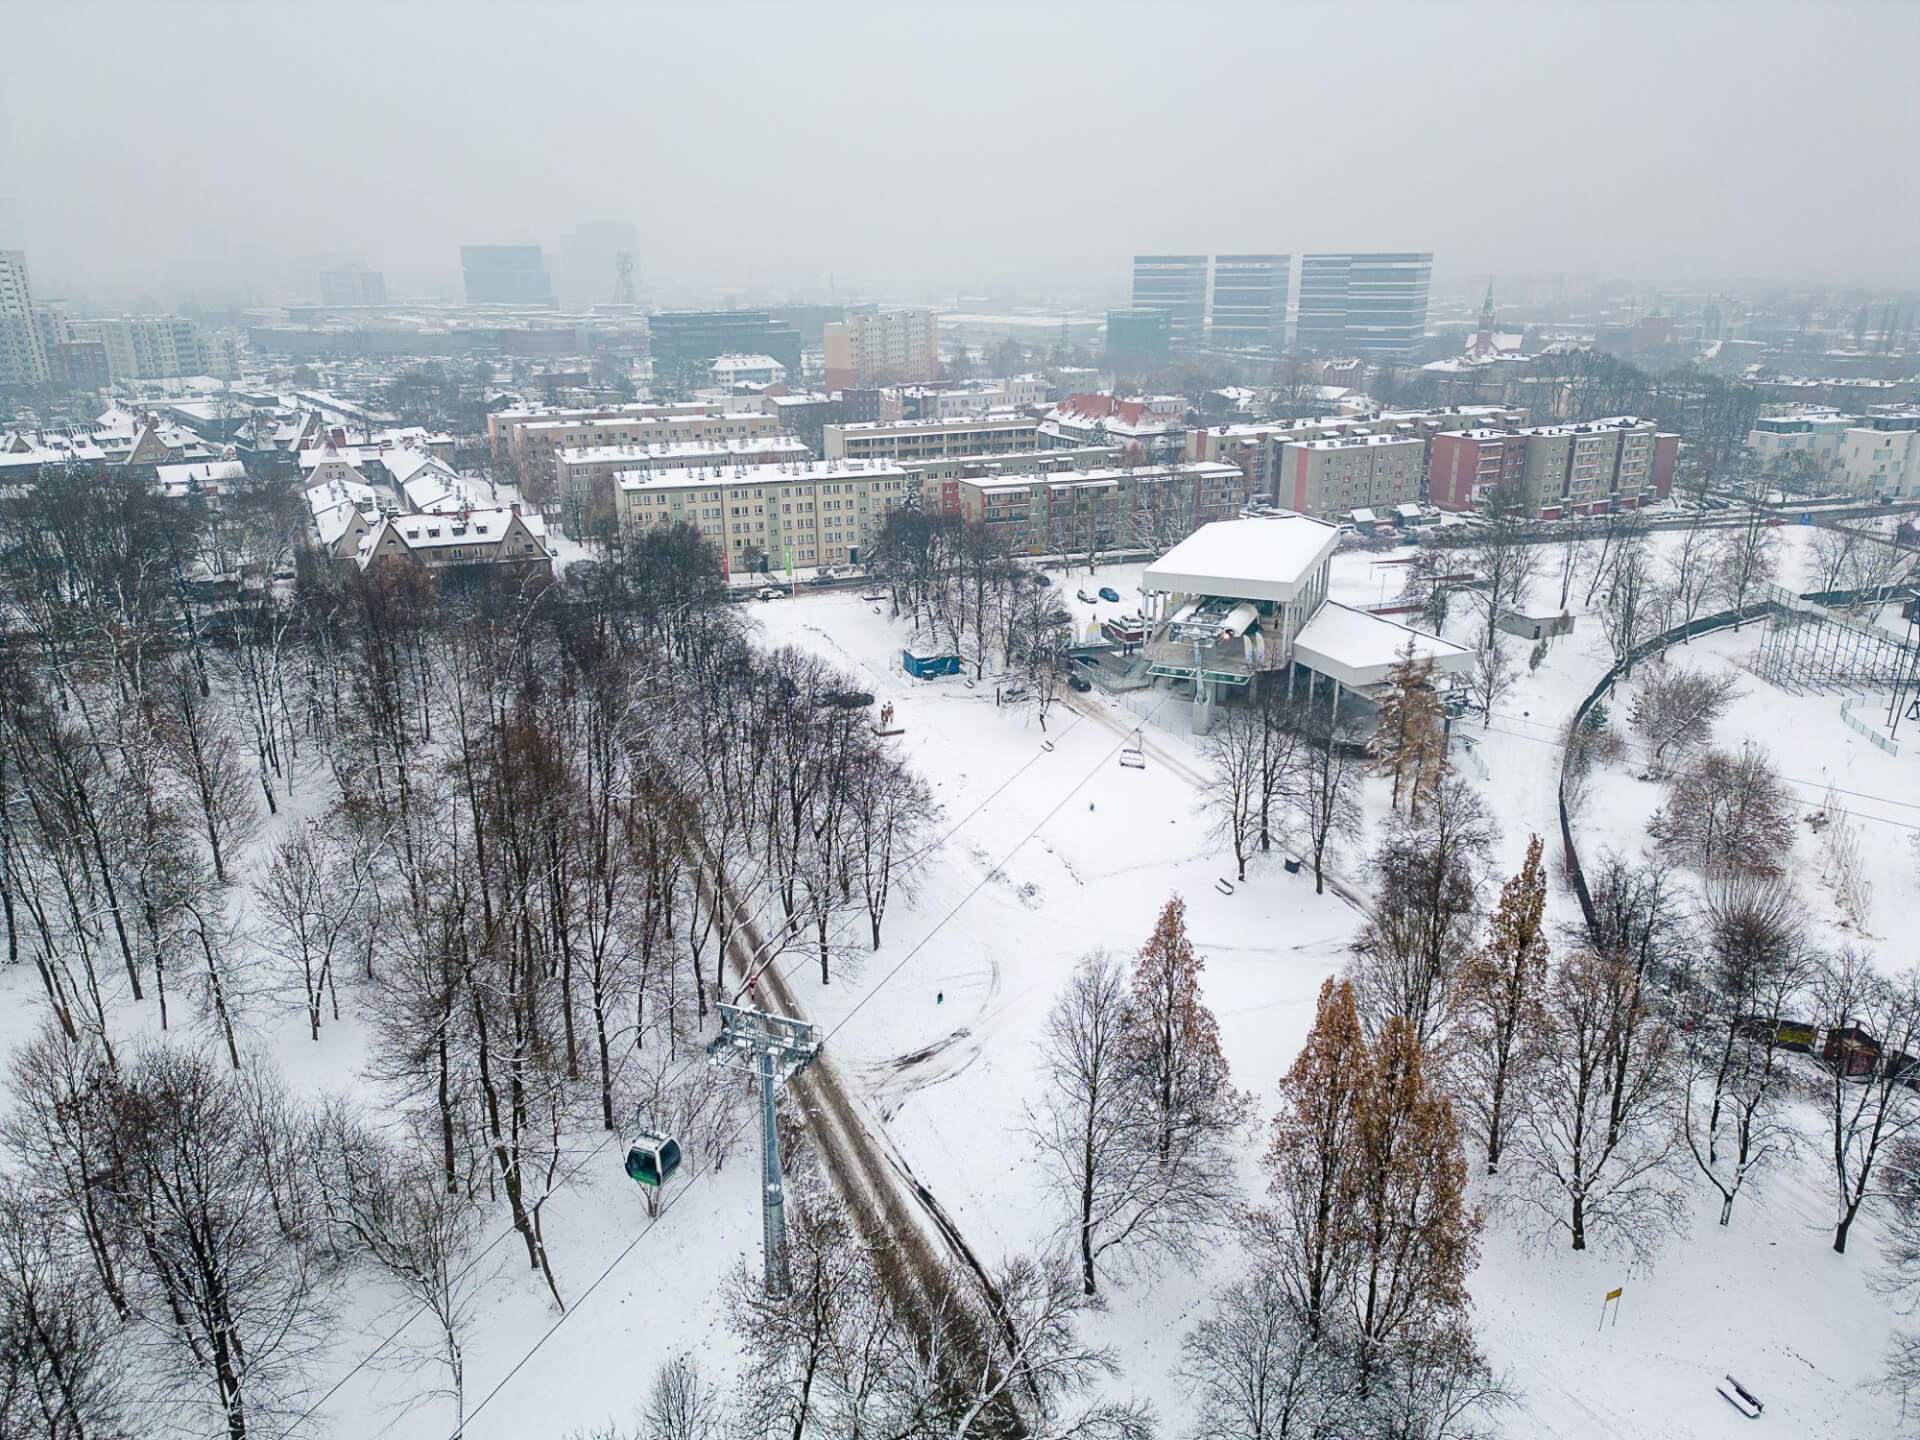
[4,0,1917,306]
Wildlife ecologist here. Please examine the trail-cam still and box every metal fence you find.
[1840,695,1902,756]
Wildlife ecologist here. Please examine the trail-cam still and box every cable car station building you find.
[1140,515,1471,733]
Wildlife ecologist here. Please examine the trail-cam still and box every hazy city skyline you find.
[4,0,1918,308]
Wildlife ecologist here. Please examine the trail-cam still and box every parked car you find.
[805,573,835,586]
[1098,586,1121,603]
[757,586,788,600]
[1044,607,1074,625]
[1068,673,1093,693]
[1077,588,1097,603]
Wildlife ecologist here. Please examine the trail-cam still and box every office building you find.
[1130,255,1209,350]
[1106,308,1171,362]
[320,264,387,308]
[822,308,939,389]
[617,458,914,572]
[649,310,803,386]
[0,250,49,386]
[1296,253,1433,359]
[461,245,554,305]
[1836,408,1920,499]
[1209,254,1288,350]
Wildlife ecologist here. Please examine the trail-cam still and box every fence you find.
[1840,695,1901,756]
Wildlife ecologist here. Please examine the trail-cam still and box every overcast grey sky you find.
[3,0,1915,307]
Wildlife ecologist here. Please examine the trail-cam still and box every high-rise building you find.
[461,245,554,305]
[84,315,225,380]
[0,250,50,386]
[320,263,387,308]
[821,308,939,389]
[1130,255,1208,351]
[1296,252,1433,359]
[1209,254,1288,350]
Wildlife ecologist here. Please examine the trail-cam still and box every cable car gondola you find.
[624,1127,682,1189]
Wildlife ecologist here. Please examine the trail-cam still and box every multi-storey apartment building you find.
[1295,252,1433,359]
[1130,255,1209,351]
[525,410,781,495]
[906,444,1120,512]
[1837,408,1920,499]
[1746,408,1857,479]
[952,461,1247,556]
[84,315,229,380]
[553,428,803,525]
[1425,429,1531,511]
[616,458,913,572]
[822,308,939,389]
[822,414,1039,462]
[1506,416,1677,518]
[0,250,49,386]
[1276,433,1428,518]
[487,400,724,464]
[1209,254,1289,350]
[1189,405,1526,505]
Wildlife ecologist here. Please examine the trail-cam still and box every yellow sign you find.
[1605,1287,1624,1302]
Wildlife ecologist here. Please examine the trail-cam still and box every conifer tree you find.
[1369,638,1447,815]
[1265,977,1367,1336]
[1348,1016,1477,1390]
[1129,896,1247,1163]
[1457,834,1550,1173]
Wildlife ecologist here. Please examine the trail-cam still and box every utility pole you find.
[708,1001,821,1296]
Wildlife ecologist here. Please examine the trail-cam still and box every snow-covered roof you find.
[155,460,246,491]
[1293,602,1471,689]
[1142,516,1342,604]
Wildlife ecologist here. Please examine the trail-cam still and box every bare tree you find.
[1626,665,1740,777]
[640,1354,726,1440]
[1178,1266,1355,1440]
[1811,951,1920,1254]
[1665,509,1718,638]
[1466,636,1511,730]
[1512,946,1683,1256]
[1713,502,1779,627]
[1294,713,1363,898]
[1203,705,1265,882]
[1464,490,1541,652]
[1647,744,1795,879]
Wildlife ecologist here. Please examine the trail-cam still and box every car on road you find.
[1098,586,1121,602]
[805,573,836,586]
[1044,607,1074,625]
[1077,588,1096,603]
[1068,673,1092,692]
[756,586,788,600]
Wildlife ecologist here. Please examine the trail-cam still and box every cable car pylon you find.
[708,1000,821,1297]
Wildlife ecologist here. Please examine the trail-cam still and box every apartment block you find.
[1837,408,1920,499]
[1277,433,1427,518]
[822,414,1039,463]
[953,461,1247,557]
[822,308,939,389]
[86,315,228,380]
[1509,416,1676,518]
[487,400,725,463]
[553,424,799,521]
[320,263,387,307]
[523,409,781,493]
[1426,429,1530,511]
[1130,255,1209,351]
[1746,408,1856,478]
[1296,252,1433,359]
[616,458,913,572]
[906,444,1119,513]
[0,250,49,386]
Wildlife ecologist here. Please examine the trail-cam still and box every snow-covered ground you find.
[2,523,1911,1439]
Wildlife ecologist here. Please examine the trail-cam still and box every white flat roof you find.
[1293,602,1472,689]
[1142,516,1341,604]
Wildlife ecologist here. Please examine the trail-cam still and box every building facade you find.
[822,308,938,389]
[952,460,1247,557]
[0,250,49,386]
[822,414,1039,462]
[1209,254,1288,350]
[461,246,554,305]
[616,458,913,572]
[1509,417,1675,518]
[1106,308,1171,362]
[1277,434,1428,517]
[1837,408,1920,499]
[1746,408,1855,478]
[1130,255,1209,351]
[649,310,803,384]
[1295,252,1433,359]
[88,315,228,380]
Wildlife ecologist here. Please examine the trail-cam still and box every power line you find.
[448,689,1182,1438]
